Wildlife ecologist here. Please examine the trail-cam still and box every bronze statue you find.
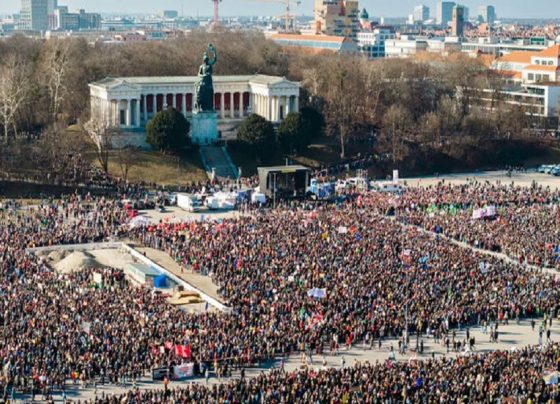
[195,43,218,113]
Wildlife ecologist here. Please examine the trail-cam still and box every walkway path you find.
[199,146,238,180]
[19,319,559,403]
[129,244,225,305]
[395,218,560,278]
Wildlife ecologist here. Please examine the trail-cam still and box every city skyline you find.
[0,0,558,19]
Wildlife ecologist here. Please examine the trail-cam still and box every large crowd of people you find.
[92,342,560,403]
[391,181,560,268]
[0,180,559,401]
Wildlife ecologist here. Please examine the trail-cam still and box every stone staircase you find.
[199,146,239,180]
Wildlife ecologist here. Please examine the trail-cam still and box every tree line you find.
[0,30,555,179]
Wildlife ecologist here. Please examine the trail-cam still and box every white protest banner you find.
[307,288,327,299]
[173,363,194,379]
[81,321,91,334]
[93,273,103,285]
[472,206,497,220]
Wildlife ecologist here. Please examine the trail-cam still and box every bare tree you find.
[382,104,414,166]
[42,39,70,125]
[115,146,137,182]
[84,120,119,174]
[0,56,30,140]
[305,58,369,158]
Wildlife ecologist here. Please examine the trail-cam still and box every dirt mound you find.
[47,249,69,263]
[54,251,98,274]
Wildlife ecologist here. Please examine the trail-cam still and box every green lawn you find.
[70,125,208,185]
[101,148,209,185]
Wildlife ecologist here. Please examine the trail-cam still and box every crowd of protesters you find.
[390,181,560,267]
[93,342,560,403]
[0,181,559,401]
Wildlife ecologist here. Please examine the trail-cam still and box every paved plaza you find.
[23,319,560,403]
[406,169,560,190]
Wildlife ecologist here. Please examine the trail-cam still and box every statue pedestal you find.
[191,111,219,145]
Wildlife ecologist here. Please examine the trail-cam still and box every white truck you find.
[176,193,201,213]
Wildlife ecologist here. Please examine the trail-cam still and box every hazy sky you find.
[0,0,557,19]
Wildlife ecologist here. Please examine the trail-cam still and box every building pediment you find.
[249,75,299,89]
[268,78,299,89]
[106,80,142,93]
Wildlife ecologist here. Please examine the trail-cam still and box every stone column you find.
[152,95,157,115]
[191,93,196,112]
[220,92,225,118]
[285,96,290,116]
[96,97,101,122]
[125,100,131,127]
[172,94,177,109]
[294,95,299,112]
[104,99,109,125]
[240,93,244,118]
[268,96,272,121]
[116,100,122,126]
[181,94,186,116]
[135,99,141,127]
[230,93,235,118]
[142,95,147,122]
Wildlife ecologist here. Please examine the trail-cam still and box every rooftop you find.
[258,165,310,173]
[90,74,297,89]
[538,45,560,58]
[496,51,535,65]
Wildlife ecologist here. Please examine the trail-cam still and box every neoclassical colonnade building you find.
[89,74,300,145]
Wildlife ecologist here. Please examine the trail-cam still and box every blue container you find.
[153,275,167,288]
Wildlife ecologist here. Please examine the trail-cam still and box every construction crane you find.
[212,0,222,26]
[246,0,302,32]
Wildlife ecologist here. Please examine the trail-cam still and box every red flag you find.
[175,344,191,359]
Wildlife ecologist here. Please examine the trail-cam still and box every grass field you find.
[94,148,209,185]
[69,125,209,185]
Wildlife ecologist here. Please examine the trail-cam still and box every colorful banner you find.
[173,363,194,380]
[307,288,327,299]
[472,206,497,219]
